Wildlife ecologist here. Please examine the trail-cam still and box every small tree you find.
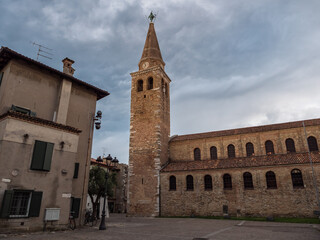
[88,166,117,218]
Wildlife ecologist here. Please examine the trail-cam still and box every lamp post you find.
[96,154,119,230]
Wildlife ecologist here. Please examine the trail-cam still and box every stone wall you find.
[160,164,320,217]
[128,67,170,216]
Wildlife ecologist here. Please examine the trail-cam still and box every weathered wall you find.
[160,164,320,217]
[128,67,170,216]
[0,118,79,230]
[0,60,60,120]
[169,126,320,161]
[66,82,97,222]
[0,58,99,228]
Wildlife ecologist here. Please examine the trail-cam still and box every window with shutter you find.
[0,190,42,218]
[73,163,80,179]
[0,190,14,218]
[28,191,43,217]
[71,198,81,218]
[30,140,54,171]
[0,72,3,87]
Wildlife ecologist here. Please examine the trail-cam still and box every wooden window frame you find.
[30,140,54,171]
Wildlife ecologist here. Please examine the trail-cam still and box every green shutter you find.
[43,143,54,171]
[31,141,46,170]
[0,72,3,87]
[28,191,43,217]
[73,163,79,179]
[0,190,14,218]
[71,198,81,218]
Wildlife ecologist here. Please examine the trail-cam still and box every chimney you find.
[62,57,75,76]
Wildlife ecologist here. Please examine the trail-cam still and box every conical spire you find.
[139,22,165,70]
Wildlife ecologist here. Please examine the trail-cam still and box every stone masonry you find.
[128,22,170,216]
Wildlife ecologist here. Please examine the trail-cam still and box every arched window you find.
[265,140,275,155]
[307,136,318,152]
[169,175,176,191]
[243,172,254,189]
[204,175,212,190]
[227,144,235,158]
[147,77,153,90]
[246,142,254,157]
[291,169,304,188]
[285,138,296,153]
[194,148,201,160]
[210,146,218,160]
[137,80,143,92]
[186,175,194,191]
[223,174,232,189]
[266,171,277,189]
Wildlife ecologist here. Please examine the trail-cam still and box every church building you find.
[128,20,320,218]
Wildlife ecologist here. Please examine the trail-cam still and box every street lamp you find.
[96,154,119,230]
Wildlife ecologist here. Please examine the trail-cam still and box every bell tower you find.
[128,18,171,216]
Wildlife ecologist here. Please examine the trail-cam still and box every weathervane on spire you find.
[148,11,156,22]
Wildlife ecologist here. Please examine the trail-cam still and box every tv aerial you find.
[31,41,53,61]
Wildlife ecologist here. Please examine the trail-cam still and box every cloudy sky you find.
[1,0,320,164]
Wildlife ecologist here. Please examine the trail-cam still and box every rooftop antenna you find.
[31,41,53,61]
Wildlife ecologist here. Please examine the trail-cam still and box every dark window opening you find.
[223,174,232,189]
[70,197,81,218]
[165,83,168,97]
[169,176,176,191]
[0,190,42,218]
[308,136,318,152]
[291,169,304,188]
[137,80,143,92]
[243,172,254,189]
[73,163,79,179]
[227,144,235,158]
[186,175,194,191]
[147,77,153,90]
[204,175,212,190]
[30,140,54,171]
[265,140,275,155]
[285,138,296,153]
[11,105,36,117]
[0,72,3,87]
[210,146,218,160]
[246,142,254,157]
[266,171,277,189]
[194,148,201,161]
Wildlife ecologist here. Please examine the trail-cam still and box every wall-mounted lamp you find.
[60,141,65,150]
[94,111,102,130]
[23,134,29,141]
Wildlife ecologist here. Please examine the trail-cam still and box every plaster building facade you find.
[128,22,320,218]
[0,47,108,231]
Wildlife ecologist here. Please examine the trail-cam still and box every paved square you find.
[2,215,320,240]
